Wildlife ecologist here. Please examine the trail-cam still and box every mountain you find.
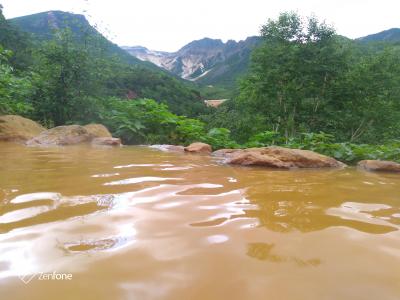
[6,10,205,116]
[357,28,400,43]
[123,36,261,88]
[9,11,155,68]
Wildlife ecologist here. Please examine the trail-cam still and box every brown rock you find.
[92,137,121,146]
[221,146,345,169]
[0,115,45,143]
[184,142,212,154]
[27,125,92,146]
[84,124,112,138]
[358,160,400,172]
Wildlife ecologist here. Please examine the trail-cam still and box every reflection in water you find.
[240,172,399,234]
[247,243,321,267]
[0,143,399,300]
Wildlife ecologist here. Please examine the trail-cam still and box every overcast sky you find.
[1,0,399,52]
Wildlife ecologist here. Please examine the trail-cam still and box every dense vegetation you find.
[1,8,206,119]
[1,7,400,163]
[205,13,400,144]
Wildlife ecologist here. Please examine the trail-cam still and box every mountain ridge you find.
[9,10,400,92]
[9,10,159,69]
[5,10,206,115]
[122,36,261,88]
[357,28,400,43]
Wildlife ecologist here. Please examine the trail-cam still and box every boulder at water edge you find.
[92,137,121,146]
[184,142,212,154]
[214,146,345,169]
[84,124,112,138]
[358,160,400,172]
[0,115,45,142]
[26,125,93,146]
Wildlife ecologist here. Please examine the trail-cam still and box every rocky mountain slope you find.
[123,37,261,88]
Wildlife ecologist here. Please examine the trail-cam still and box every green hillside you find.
[5,10,205,116]
[10,11,156,68]
[358,28,400,43]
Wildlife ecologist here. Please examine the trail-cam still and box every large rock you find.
[27,125,92,146]
[218,146,345,169]
[92,137,121,147]
[184,142,212,154]
[358,160,400,172]
[0,115,45,142]
[84,124,112,138]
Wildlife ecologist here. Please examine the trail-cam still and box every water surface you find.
[0,143,399,300]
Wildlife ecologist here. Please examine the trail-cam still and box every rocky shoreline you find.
[2,115,400,173]
[0,115,121,147]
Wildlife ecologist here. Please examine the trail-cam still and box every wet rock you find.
[84,124,112,138]
[358,160,400,172]
[212,148,241,157]
[92,137,121,147]
[151,144,185,152]
[184,142,212,154]
[220,146,345,169]
[0,115,45,143]
[27,125,92,146]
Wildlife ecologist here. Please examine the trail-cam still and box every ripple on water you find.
[10,192,61,204]
[103,177,182,186]
[0,192,117,234]
[91,173,120,178]
[206,235,229,244]
[113,163,173,169]
[326,201,400,233]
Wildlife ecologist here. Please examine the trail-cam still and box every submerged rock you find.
[358,160,400,172]
[84,124,112,138]
[212,148,241,157]
[92,137,121,147]
[150,145,185,152]
[184,142,212,154]
[0,115,45,143]
[27,125,92,146]
[217,146,345,169]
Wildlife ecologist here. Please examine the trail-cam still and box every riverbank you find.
[2,114,400,172]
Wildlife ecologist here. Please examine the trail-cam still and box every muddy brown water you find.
[0,143,399,300]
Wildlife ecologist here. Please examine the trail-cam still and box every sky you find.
[1,0,399,52]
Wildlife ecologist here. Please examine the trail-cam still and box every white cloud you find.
[1,0,399,51]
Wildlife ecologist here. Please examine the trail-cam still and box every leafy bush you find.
[203,128,240,149]
[86,97,238,150]
[243,130,400,164]
[0,47,33,116]
[245,131,285,147]
[174,118,207,145]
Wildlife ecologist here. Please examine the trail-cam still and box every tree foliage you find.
[208,12,400,144]
[0,47,33,115]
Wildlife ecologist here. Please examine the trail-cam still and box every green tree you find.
[30,28,107,125]
[238,12,348,139]
[0,47,33,115]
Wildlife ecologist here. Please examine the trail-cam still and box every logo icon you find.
[18,273,37,284]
